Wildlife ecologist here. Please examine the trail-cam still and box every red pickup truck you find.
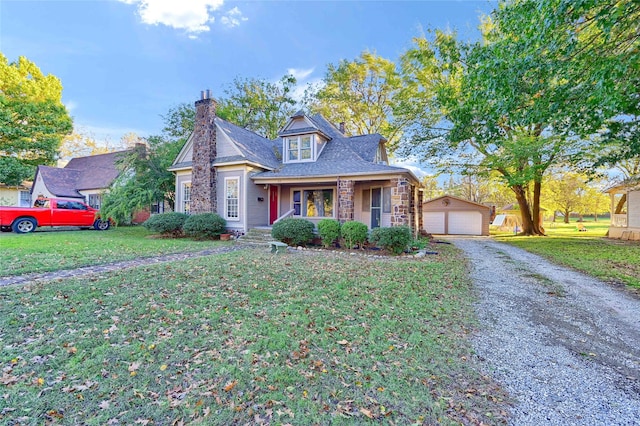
[0,198,111,233]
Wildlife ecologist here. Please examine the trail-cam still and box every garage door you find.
[424,212,445,234]
[448,211,483,235]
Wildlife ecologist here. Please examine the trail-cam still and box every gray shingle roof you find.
[35,150,132,198]
[65,150,130,190]
[35,166,83,198]
[254,114,411,180]
[216,118,280,169]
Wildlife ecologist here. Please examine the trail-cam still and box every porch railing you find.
[612,214,627,227]
[274,209,295,224]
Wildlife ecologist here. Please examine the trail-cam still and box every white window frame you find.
[284,135,315,163]
[291,188,335,218]
[19,190,31,207]
[182,181,191,214]
[225,177,240,221]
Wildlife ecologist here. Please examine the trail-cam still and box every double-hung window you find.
[225,177,239,220]
[285,135,313,162]
[19,191,31,207]
[182,182,191,214]
[292,189,334,217]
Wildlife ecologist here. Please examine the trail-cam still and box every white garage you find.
[422,195,491,236]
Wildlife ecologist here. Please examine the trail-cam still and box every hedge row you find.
[272,218,414,254]
[143,212,226,239]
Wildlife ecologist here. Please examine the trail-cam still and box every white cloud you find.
[286,67,314,81]
[118,0,225,35]
[220,7,248,28]
[65,100,78,113]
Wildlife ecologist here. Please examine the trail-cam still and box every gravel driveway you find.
[449,237,640,425]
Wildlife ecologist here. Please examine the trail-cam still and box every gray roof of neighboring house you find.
[35,166,84,198]
[64,150,130,190]
[35,150,131,198]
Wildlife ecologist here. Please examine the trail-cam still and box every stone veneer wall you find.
[390,177,410,227]
[417,189,424,232]
[337,178,354,223]
[191,97,217,214]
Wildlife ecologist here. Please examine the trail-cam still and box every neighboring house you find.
[169,92,423,235]
[32,150,132,210]
[605,177,640,240]
[423,195,490,236]
[0,182,32,207]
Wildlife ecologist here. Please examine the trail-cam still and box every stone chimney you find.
[190,90,217,214]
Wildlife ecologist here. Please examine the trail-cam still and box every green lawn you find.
[0,245,507,425]
[0,226,228,277]
[494,220,640,290]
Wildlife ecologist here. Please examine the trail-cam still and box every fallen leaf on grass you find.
[337,340,349,345]
[224,380,237,392]
[360,408,374,419]
[99,400,111,410]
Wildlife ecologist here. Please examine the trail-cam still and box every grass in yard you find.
[0,226,227,277]
[0,246,507,425]
[494,220,640,290]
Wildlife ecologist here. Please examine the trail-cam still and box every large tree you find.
[308,51,423,152]
[217,74,297,139]
[0,54,73,185]
[496,0,640,168]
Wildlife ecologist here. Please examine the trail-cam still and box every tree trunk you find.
[532,180,544,234]
[594,212,598,222]
[563,209,570,224]
[512,185,544,235]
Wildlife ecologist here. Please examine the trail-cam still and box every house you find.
[605,177,640,240]
[423,194,491,236]
[32,149,136,210]
[169,92,423,235]
[0,182,32,207]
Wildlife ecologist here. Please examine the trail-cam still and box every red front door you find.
[269,185,278,225]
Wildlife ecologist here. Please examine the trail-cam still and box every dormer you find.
[375,140,388,165]
[278,111,331,164]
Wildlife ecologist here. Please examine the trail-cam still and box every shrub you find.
[183,213,226,240]
[341,221,368,249]
[370,226,413,255]
[317,219,341,248]
[143,212,188,236]
[271,218,315,246]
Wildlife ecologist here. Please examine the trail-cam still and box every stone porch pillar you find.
[337,178,354,223]
[390,177,410,227]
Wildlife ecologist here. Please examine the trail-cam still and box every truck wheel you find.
[12,217,37,233]
[94,219,110,231]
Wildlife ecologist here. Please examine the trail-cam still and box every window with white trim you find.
[284,135,314,163]
[225,177,240,220]
[19,191,31,207]
[292,189,334,217]
[88,194,101,209]
[182,182,191,214]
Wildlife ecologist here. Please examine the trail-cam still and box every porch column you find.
[390,177,410,227]
[337,178,354,223]
[417,188,424,235]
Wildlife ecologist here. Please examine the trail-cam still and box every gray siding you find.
[216,169,243,230]
[246,171,269,228]
[217,129,241,158]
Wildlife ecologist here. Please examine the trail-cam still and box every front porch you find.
[605,181,640,241]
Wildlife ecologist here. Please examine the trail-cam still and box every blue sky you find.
[1,0,494,152]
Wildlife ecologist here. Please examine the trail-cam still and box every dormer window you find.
[285,135,314,163]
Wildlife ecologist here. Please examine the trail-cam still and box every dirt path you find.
[449,237,640,426]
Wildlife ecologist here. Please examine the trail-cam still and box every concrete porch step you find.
[237,227,274,245]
